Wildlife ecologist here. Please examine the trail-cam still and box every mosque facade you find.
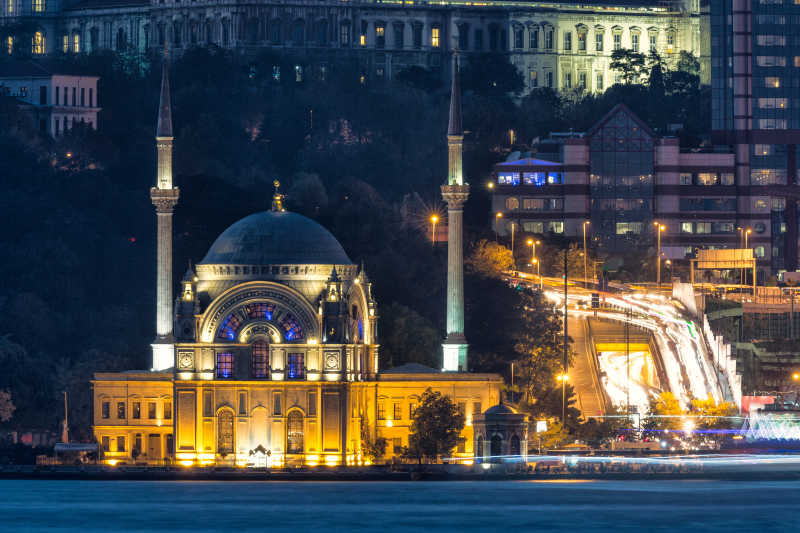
[90,51,502,467]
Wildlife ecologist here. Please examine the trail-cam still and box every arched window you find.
[190,21,198,44]
[476,435,483,458]
[251,340,268,378]
[287,410,304,454]
[6,36,13,56]
[505,197,519,210]
[32,31,45,55]
[205,20,214,43]
[116,27,126,51]
[247,18,258,42]
[173,22,182,47]
[222,19,230,46]
[317,20,328,46]
[217,410,234,456]
[490,435,502,460]
[293,19,305,44]
[510,435,521,456]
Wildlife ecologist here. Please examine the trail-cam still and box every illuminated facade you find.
[91,54,502,467]
[490,103,784,278]
[2,0,708,91]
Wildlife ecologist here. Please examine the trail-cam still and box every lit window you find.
[148,402,156,419]
[595,32,603,51]
[117,401,125,419]
[377,402,386,420]
[696,222,711,234]
[505,197,519,210]
[666,32,675,53]
[632,33,639,52]
[681,222,693,233]
[7,36,13,55]
[163,400,172,420]
[393,403,402,420]
[73,33,79,53]
[32,0,43,12]
[765,77,781,88]
[7,0,13,13]
[375,23,385,48]
[756,56,786,67]
[613,33,621,51]
[431,27,440,48]
[216,352,233,378]
[117,436,125,452]
[287,352,305,379]
[101,436,110,452]
[295,65,303,83]
[754,199,769,210]
[132,401,140,419]
[754,246,766,258]
[754,144,773,156]
[772,197,786,211]
[101,401,110,419]
[529,70,538,88]
[549,221,564,233]
[251,340,268,378]
[62,34,68,53]
[697,173,719,186]
[32,31,44,55]
[750,168,786,184]
[578,31,586,51]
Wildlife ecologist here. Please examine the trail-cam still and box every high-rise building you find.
[711,0,800,273]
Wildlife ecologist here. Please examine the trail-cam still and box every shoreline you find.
[3,466,800,482]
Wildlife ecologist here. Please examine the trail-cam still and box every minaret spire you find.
[150,49,180,371]
[441,51,469,372]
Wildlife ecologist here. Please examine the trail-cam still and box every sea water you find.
[1,479,798,532]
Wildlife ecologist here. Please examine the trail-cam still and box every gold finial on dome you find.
[271,179,286,212]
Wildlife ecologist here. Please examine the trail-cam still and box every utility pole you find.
[583,221,590,287]
[62,391,69,444]
[626,307,630,417]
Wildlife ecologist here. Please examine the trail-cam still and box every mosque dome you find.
[483,404,518,416]
[200,211,352,266]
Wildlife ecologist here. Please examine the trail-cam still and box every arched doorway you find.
[217,410,234,460]
[510,435,521,457]
[286,410,304,454]
[490,435,502,462]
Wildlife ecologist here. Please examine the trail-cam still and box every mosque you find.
[91,53,505,467]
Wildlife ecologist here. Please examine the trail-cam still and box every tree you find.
[460,53,524,98]
[378,302,441,370]
[360,425,388,464]
[287,172,328,216]
[691,396,738,430]
[610,49,646,85]
[0,390,15,423]
[395,66,442,92]
[676,51,701,77]
[465,239,513,278]
[641,391,685,437]
[404,388,465,463]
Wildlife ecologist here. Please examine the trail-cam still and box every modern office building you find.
[490,103,780,277]
[711,0,800,274]
[1,0,708,91]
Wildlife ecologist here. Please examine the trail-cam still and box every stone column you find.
[441,184,469,372]
[150,187,179,371]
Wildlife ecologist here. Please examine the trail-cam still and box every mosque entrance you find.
[147,434,161,460]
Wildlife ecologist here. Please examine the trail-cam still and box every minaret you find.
[441,52,469,372]
[150,51,180,371]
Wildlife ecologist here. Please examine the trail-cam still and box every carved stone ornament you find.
[150,187,180,213]
[324,351,339,370]
[440,184,470,208]
[178,351,194,369]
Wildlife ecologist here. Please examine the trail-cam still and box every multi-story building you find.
[0,60,99,135]
[711,0,800,274]
[490,103,778,278]
[2,0,708,91]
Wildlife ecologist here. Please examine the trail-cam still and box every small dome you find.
[484,404,518,416]
[200,211,352,266]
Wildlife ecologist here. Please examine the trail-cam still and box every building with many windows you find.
[711,0,800,274]
[490,104,780,278]
[2,0,708,91]
[90,54,502,467]
[0,60,99,135]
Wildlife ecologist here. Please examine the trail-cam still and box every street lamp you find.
[510,222,516,270]
[582,221,590,287]
[430,215,438,247]
[654,222,665,291]
[487,181,495,190]
[495,212,503,242]
[557,373,569,424]
[533,258,541,290]
[745,228,752,249]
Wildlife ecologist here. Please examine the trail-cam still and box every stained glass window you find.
[216,352,233,378]
[251,340,268,378]
[287,353,305,379]
[279,314,303,341]
[246,303,274,321]
[217,314,242,340]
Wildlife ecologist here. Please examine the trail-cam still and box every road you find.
[512,272,734,416]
